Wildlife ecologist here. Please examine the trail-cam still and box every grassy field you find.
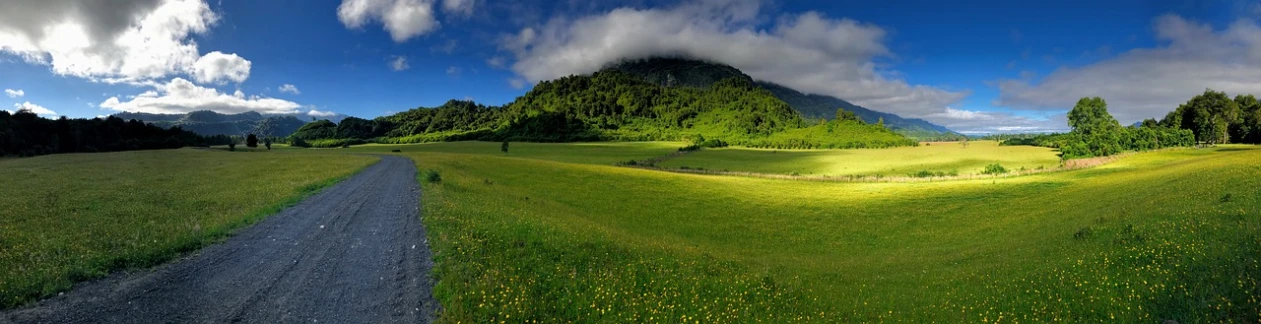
[656,140,1061,176]
[0,149,376,308]
[4,141,1257,322]
[343,141,685,165]
[389,142,1260,322]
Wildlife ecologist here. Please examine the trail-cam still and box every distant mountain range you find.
[611,58,958,137]
[111,111,349,137]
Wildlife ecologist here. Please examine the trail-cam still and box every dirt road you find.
[3,156,438,323]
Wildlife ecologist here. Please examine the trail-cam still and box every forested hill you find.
[609,58,754,88]
[291,69,916,149]
[755,82,958,138]
[110,111,321,137]
[609,57,960,139]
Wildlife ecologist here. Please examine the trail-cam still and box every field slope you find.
[385,143,1259,322]
[658,140,1060,177]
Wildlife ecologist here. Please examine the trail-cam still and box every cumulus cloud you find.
[442,0,474,16]
[9,101,58,116]
[0,0,252,85]
[390,55,410,71]
[500,0,969,117]
[486,56,505,68]
[4,89,22,98]
[996,14,1261,123]
[191,51,251,84]
[279,84,301,95]
[338,0,439,42]
[308,109,338,117]
[99,78,301,114]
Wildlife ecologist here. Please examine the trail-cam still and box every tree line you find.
[289,71,917,149]
[1004,89,1260,159]
[0,110,221,157]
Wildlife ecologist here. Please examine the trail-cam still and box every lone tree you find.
[246,134,259,148]
[501,140,509,154]
[264,137,272,150]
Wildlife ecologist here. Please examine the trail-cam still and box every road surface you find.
[3,156,438,324]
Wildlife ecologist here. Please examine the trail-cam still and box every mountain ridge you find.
[608,57,958,137]
[110,110,348,137]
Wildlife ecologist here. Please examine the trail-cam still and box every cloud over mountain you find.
[499,0,969,119]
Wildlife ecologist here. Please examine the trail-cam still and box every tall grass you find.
[0,149,376,308]
[404,144,1260,322]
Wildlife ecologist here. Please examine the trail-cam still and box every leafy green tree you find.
[1067,97,1119,135]
[501,140,509,154]
[1232,94,1261,143]
[1175,89,1240,144]
[835,108,863,123]
[246,134,258,148]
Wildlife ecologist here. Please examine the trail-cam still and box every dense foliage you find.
[292,70,917,149]
[605,57,959,139]
[0,110,214,157]
[1002,95,1237,159]
[1161,90,1261,144]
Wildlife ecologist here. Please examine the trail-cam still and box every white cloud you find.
[390,55,410,71]
[338,0,439,42]
[9,101,58,116]
[99,78,302,114]
[191,51,251,84]
[996,14,1261,124]
[486,56,505,68]
[507,78,526,89]
[446,66,461,76]
[279,84,301,95]
[500,1,969,117]
[307,109,337,117]
[4,89,23,98]
[442,0,474,16]
[0,0,241,84]
[925,108,1067,134]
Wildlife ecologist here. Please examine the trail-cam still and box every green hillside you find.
[607,57,960,138]
[296,69,916,149]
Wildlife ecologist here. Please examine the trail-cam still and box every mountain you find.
[609,57,959,138]
[609,57,753,88]
[755,82,957,137]
[111,111,319,137]
[299,66,917,149]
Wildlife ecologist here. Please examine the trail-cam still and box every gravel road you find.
[2,156,438,324]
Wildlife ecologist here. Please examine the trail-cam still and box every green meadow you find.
[382,142,1258,322]
[0,149,376,308]
[656,140,1062,176]
[2,142,1257,323]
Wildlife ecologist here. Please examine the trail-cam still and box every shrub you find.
[981,163,1009,175]
[246,134,259,148]
[290,137,310,148]
[424,169,442,183]
[227,143,236,151]
[391,149,402,153]
[1074,227,1093,240]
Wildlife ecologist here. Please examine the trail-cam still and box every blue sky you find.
[2,0,1260,133]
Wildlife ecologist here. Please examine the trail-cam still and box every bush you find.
[227,143,236,151]
[290,137,310,148]
[424,169,442,183]
[1074,227,1093,240]
[981,163,1009,175]
[246,134,258,148]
